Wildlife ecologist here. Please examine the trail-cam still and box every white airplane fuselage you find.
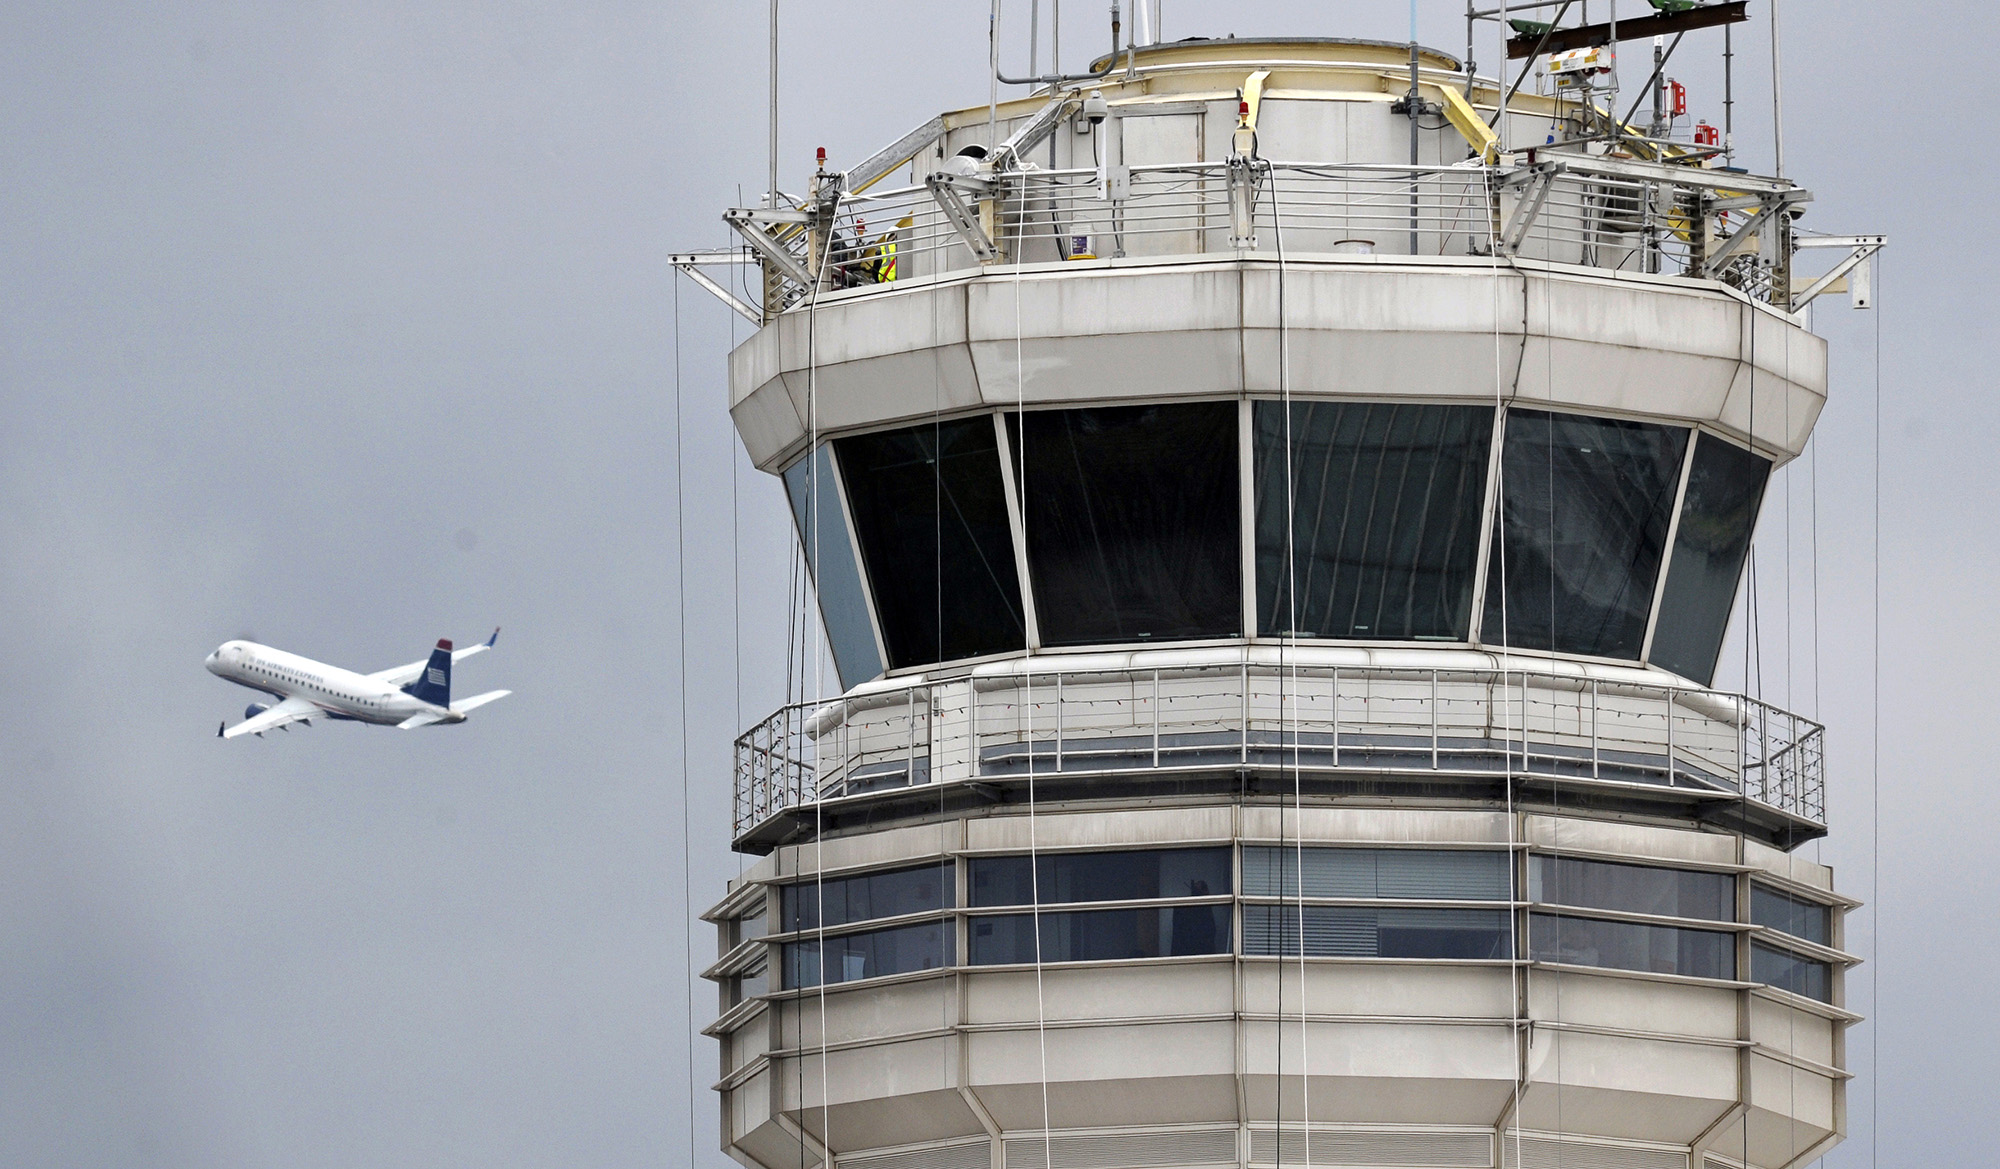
[206,641,451,728]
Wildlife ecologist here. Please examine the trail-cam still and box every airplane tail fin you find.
[401,638,453,705]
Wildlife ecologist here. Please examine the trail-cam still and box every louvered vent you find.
[1003,1127,1238,1169]
[843,1138,990,1169]
[1249,1128,1493,1166]
[1500,1134,1688,1169]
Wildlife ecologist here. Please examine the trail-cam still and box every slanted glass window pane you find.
[1009,403,1241,645]
[783,921,953,988]
[835,418,1025,668]
[1254,402,1492,640]
[783,446,883,687]
[1483,410,1688,659]
[1241,847,1511,900]
[782,863,953,932]
[1751,884,1833,947]
[1529,912,1733,979]
[968,847,1233,907]
[1649,434,1771,685]
[1243,905,1512,959]
[1530,855,1735,922]
[969,906,1231,964]
[1752,942,1832,1002]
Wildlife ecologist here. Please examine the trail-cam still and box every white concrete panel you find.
[1528,972,1737,1040]
[786,1036,956,1112]
[1240,961,1515,1018]
[1742,840,1835,892]
[1750,998,1836,1068]
[801,978,959,1048]
[965,960,1235,1026]
[1239,805,1510,844]
[730,376,808,469]
[1525,1029,1736,1116]
[968,333,1241,405]
[1525,817,1739,867]
[965,806,1236,852]
[781,820,955,877]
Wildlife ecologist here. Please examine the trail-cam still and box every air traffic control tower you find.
[687,25,1876,1169]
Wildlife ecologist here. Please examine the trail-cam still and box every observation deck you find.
[692,33,1863,1169]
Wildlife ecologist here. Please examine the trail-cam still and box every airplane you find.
[206,629,510,739]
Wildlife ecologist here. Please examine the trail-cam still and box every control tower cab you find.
[692,32,1867,1169]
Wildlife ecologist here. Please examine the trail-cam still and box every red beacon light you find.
[1694,122,1720,148]
[815,146,827,170]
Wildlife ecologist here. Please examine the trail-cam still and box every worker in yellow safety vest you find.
[860,215,912,283]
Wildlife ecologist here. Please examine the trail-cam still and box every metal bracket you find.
[1499,160,1561,253]
[1701,190,1812,277]
[1791,234,1886,310]
[669,251,763,325]
[722,207,814,289]
[925,173,1000,263]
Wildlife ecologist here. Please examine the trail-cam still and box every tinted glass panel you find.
[782,863,953,932]
[1649,434,1771,684]
[968,848,1233,907]
[1529,912,1733,979]
[1010,403,1240,645]
[1243,906,1511,959]
[1530,855,1734,922]
[836,418,1025,668]
[1751,884,1833,947]
[784,447,884,687]
[1752,942,1832,1002]
[783,921,953,988]
[1241,847,1511,900]
[1483,410,1688,658]
[969,906,1231,964]
[1254,402,1492,640]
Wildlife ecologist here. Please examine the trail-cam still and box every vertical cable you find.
[674,272,700,1169]
[1869,254,1882,1169]
[1269,167,1314,1169]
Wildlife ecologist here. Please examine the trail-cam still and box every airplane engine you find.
[244,703,269,720]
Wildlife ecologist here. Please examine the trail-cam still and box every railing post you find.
[1665,687,1676,786]
[1591,679,1600,781]
[1431,669,1440,771]
[1152,669,1161,769]
[1240,662,1249,766]
[1332,666,1341,769]
[1055,673,1064,774]
[908,687,918,785]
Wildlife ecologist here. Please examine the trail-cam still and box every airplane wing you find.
[220,695,322,740]
[370,627,500,686]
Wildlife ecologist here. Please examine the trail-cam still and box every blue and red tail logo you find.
[402,639,452,705]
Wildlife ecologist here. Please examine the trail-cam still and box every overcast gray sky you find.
[0,3,1986,1166]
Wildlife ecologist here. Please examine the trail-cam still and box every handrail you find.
[726,156,1805,316]
[731,664,1826,839]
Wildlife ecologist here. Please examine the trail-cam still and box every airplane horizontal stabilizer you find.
[450,689,511,715]
[397,710,449,730]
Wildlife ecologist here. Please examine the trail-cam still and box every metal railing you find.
[731,156,1801,317]
[733,664,1826,838]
